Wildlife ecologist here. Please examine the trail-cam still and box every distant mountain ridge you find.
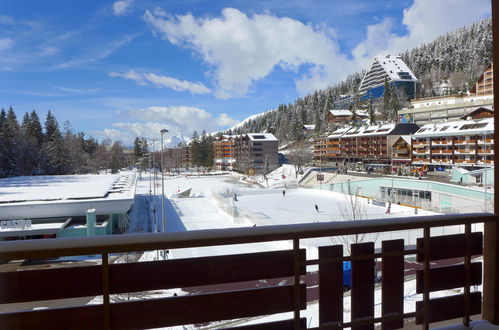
[225,18,492,146]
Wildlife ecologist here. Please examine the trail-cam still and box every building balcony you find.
[0,214,495,330]
[477,139,495,145]
[432,150,453,155]
[454,140,477,145]
[433,140,452,145]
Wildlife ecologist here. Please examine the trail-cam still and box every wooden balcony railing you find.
[0,213,496,330]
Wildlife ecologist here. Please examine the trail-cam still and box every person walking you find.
[315,204,319,212]
[282,190,286,197]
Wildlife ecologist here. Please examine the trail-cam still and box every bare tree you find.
[332,182,377,255]
[288,142,313,178]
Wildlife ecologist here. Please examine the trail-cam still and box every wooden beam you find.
[484,0,499,323]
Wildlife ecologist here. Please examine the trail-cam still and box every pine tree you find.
[110,153,120,174]
[351,108,358,126]
[44,110,59,142]
[388,85,401,122]
[368,97,375,125]
[0,107,20,177]
[109,142,125,174]
[381,79,391,121]
[314,109,322,135]
[19,112,39,175]
[190,131,200,167]
[291,115,304,142]
[41,111,71,174]
[133,137,142,161]
[29,110,43,145]
[141,138,149,156]
[0,109,8,177]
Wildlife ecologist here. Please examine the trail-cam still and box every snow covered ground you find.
[121,167,477,329]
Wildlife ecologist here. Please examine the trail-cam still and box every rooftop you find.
[247,133,278,141]
[0,172,137,220]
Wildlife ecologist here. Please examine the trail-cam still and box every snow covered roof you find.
[246,133,278,141]
[0,172,137,220]
[401,136,412,144]
[327,127,350,138]
[329,109,352,116]
[413,118,494,138]
[326,123,418,139]
[375,55,417,81]
[349,124,395,137]
[359,55,418,94]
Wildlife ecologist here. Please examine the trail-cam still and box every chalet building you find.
[412,117,494,169]
[460,106,494,120]
[213,135,236,171]
[326,109,368,127]
[391,136,413,166]
[358,55,418,100]
[234,133,279,173]
[399,63,494,124]
[471,62,494,95]
[314,123,419,165]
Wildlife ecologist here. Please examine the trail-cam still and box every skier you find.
[282,190,286,197]
[315,204,319,212]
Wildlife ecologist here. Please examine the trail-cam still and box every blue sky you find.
[0,0,491,146]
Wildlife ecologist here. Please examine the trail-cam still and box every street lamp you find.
[160,129,169,233]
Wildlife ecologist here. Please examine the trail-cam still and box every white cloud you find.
[352,0,491,64]
[143,73,210,94]
[113,0,133,16]
[216,113,239,127]
[109,70,147,85]
[94,106,239,146]
[143,8,353,98]
[0,38,14,52]
[143,1,491,97]
[55,86,101,94]
[109,70,211,94]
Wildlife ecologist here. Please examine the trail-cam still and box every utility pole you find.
[160,129,168,233]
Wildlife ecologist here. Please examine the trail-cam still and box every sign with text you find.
[317,174,324,181]
[0,219,32,230]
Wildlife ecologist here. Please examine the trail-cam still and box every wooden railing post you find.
[293,238,301,330]
[484,0,499,323]
[102,253,111,330]
[422,227,430,330]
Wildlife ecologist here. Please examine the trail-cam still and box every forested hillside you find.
[0,108,131,178]
[227,19,492,146]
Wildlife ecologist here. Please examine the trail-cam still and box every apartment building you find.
[180,145,191,169]
[399,63,494,124]
[314,123,419,165]
[235,133,279,173]
[471,62,494,95]
[412,117,494,169]
[358,55,418,100]
[213,135,236,170]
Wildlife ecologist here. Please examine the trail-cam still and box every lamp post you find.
[160,129,168,233]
